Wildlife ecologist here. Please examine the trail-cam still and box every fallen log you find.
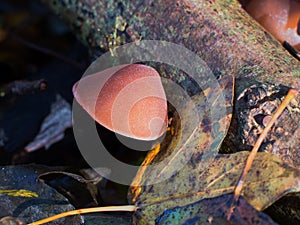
[41,0,300,166]
[42,0,299,89]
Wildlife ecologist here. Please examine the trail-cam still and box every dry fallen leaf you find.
[132,152,300,224]
[130,75,234,201]
[24,94,72,152]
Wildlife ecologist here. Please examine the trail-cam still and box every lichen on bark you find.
[41,0,299,90]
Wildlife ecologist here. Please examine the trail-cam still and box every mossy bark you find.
[41,0,299,90]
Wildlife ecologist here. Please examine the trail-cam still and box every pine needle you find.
[27,205,136,225]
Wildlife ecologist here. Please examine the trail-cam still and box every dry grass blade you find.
[27,205,136,225]
[227,88,299,220]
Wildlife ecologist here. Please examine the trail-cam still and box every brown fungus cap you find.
[73,64,168,140]
[245,0,300,50]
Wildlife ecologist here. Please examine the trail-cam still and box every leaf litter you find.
[26,75,300,224]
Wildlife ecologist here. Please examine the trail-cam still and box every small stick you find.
[227,88,298,220]
[0,79,47,98]
[10,33,83,69]
[27,205,136,225]
[283,41,300,61]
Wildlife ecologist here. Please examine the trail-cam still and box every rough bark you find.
[41,0,300,89]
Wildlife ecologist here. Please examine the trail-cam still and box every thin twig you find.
[283,41,300,61]
[10,33,84,69]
